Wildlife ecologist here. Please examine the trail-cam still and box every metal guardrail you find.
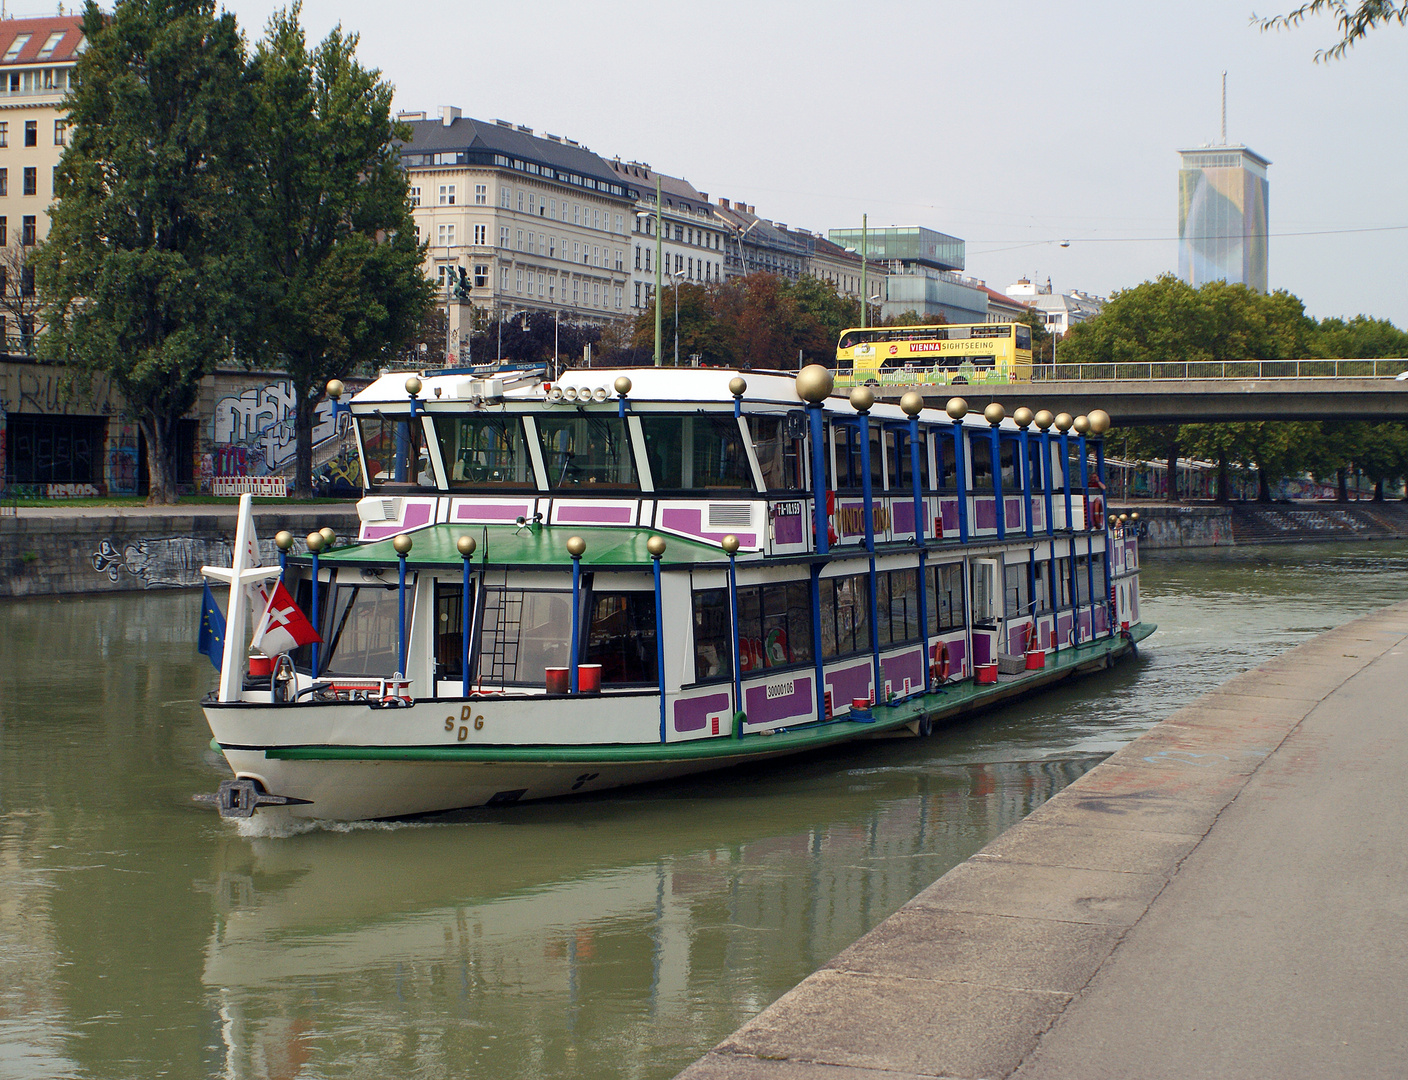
[1029,359,1408,381]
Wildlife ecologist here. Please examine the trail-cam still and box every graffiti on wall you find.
[107,423,140,496]
[4,369,119,416]
[212,381,342,476]
[92,536,281,589]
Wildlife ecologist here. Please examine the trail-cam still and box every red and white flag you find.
[251,581,323,656]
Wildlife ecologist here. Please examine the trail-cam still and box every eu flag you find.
[198,581,226,671]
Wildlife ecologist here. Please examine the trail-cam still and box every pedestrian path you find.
[678,600,1408,1080]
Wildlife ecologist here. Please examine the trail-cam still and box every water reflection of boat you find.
[198,363,1150,820]
[201,758,1093,1078]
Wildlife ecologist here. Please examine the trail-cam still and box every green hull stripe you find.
[240,625,1154,765]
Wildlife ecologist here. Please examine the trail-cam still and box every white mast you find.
[201,493,281,702]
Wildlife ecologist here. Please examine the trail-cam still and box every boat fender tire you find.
[917,713,933,738]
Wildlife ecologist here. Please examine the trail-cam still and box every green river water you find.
[2,540,1406,1079]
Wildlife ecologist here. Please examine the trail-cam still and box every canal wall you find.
[1111,501,1408,548]
[0,506,360,598]
[678,599,1408,1080]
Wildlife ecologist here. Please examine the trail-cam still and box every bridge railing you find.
[1031,359,1408,381]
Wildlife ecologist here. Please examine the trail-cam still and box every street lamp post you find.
[860,213,868,329]
[671,269,685,367]
[635,173,665,367]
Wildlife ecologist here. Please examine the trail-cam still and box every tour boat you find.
[197,363,1152,821]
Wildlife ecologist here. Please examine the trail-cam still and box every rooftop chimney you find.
[516,125,533,134]
[440,106,461,127]
[718,198,730,210]
[495,118,512,128]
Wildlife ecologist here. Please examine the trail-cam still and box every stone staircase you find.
[1229,503,1408,544]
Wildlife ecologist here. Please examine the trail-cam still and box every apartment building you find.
[399,108,638,358]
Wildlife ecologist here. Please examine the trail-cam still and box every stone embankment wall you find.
[1111,502,1408,549]
[0,510,360,598]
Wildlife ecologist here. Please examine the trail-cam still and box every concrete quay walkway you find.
[680,600,1408,1080]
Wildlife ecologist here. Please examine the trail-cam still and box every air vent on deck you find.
[381,498,401,522]
[706,504,753,529]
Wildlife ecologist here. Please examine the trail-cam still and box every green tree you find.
[35,0,259,504]
[1256,1,1408,61]
[249,4,434,496]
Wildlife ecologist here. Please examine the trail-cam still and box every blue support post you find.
[309,550,320,677]
[990,426,1005,541]
[570,552,582,693]
[909,416,930,694]
[279,548,287,589]
[652,551,666,743]
[858,409,882,703]
[727,549,743,724]
[952,420,969,544]
[1020,427,1034,538]
[1061,431,1074,531]
[461,553,473,697]
[809,404,829,555]
[397,550,408,676]
[810,563,827,724]
[1096,438,1114,637]
[1042,430,1056,536]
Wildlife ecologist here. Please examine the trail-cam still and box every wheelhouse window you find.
[536,414,638,490]
[968,431,995,486]
[358,414,431,489]
[1005,563,1030,619]
[832,421,882,491]
[934,430,955,491]
[874,567,920,646]
[747,414,805,491]
[737,580,813,673]
[585,591,657,684]
[639,414,752,492]
[926,563,965,634]
[692,588,732,682]
[436,415,533,489]
[322,584,409,677]
[819,573,871,659]
[478,589,572,684]
[1027,439,1047,492]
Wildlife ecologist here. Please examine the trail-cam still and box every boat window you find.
[322,584,411,677]
[1057,552,1074,607]
[536,414,639,490]
[478,589,572,685]
[638,414,753,492]
[584,591,657,684]
[971,559,999,626]
[1028,439,1047,492]
[875,567,920,646]
[832,422,881,491]
[1032,561,1052,612]
[1004,563,1030,619]
[999,439,1018,489]
[934,431,955,491]
[435,415,533,490]
[968,431,994,485]
[926,563,964,634]
[358,414,432,489]
[434,581,476,682]
[737,581,813,673]
[692,588,732,682]
[1075,556,1091,605]
[819,574,871,659]
[748,415,805,490]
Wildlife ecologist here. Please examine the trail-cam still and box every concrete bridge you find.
[870,360,1408,425]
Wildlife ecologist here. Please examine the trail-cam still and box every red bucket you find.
[545,667,569,694]
[976,662,998,685]
[578,664,602,693]
[248,654,275,677]
[1025,651,1046,670]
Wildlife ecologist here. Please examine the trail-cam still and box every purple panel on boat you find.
[1057,613,1072,644]
[931,637,967,679]
[658,507,757,548]
[880,648,923,691]
[362,501,435,541]
[1078,610,1092,640]
[890,499,915,534]
[453,501,532,522]
[1094,605,1108,634]
[743,676,813,725]
[1032,501,1044,530]
[974,498,996,529]
[673,691,730,733]
[557,503,633,524]
[825,663,871,708]
[774,512,804,545]
[940,500,959,536]
[972,632,993,665]
[1006,497,1022,528]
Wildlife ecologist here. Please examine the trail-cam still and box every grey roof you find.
[399,116,633,199]
[607,161,718,219]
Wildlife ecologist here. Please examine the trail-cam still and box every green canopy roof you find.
[318,524,730,570]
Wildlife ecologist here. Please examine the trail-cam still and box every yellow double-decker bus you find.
[835,323,1033,387]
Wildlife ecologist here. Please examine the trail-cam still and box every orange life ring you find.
[930,641,951,684]
[1089,497,1105,530]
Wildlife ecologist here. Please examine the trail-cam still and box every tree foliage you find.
[35,0,259,503]
[1255,1,1408,61]
[249,3,434,495]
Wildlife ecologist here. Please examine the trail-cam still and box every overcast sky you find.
[216,0,1408,327]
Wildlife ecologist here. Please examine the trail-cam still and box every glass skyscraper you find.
[1177,145,1269,293]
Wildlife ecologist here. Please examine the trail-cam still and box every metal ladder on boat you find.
[482,578,523,685]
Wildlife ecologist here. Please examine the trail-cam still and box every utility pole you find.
[860,213,868,329]
[654,173,663,367]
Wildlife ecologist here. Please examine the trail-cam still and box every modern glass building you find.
[1177,145,1269,293]
[827,226,965,273]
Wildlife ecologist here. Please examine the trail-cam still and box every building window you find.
[500,266,509,291]
[516,229,523,251]
[615,213,623,233]
[23,121,35,147]
[615,249,623,271]
[527,232,536,255]
[436,223,455,246]
[645,248,651,272]
[438,184,455,206]
[593,282,600,306]
[53,120,65,146]
[538,272,545,295]
[517,192,525,211]
[573,204,580,225]
[548,236,556,259]
[525,271,534,296]
[473,223,486,245]
[499,225,509,247]
[0,169,6,196]
[516,268,523,293]
[0,217,6,246]
[474,264,489,287]
[22,167,35,196]
[593,209,601,231]
[573,241,580,262]
[634,245,641,270]
[0,122,7,147]
[634,282,641,307]
[591,245,599,267]
[409,186,421,207]
[474,183,487,205]
[21,215,36,245]
[615,287,622,309]
[500,187,511,208]
[572,279,579,303]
